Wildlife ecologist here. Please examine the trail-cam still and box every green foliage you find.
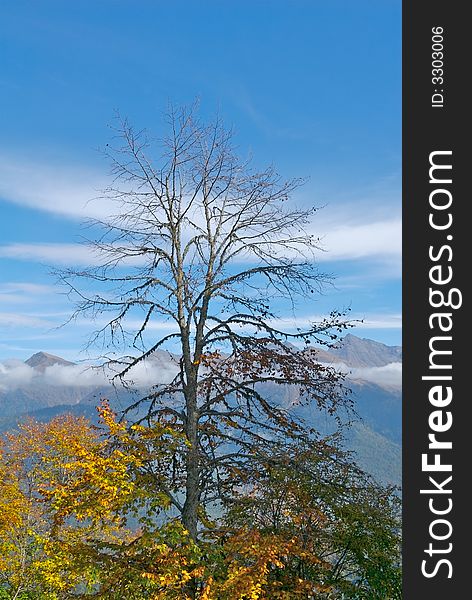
[224,438,402,599]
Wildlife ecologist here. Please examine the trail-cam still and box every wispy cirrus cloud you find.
[265,313,402,333]
[0,282,59,304]
[0,216,400,268]
[0,154,112,219]
[356,315,402,330]
[0,153,401,268]
[0,282,56,294]
[0,312,54,328]
[314,219,401,263]
[0,243,112,266]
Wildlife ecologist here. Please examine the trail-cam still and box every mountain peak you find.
[329,334,402,368]
[25,352,74,371]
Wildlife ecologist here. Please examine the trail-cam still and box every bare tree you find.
[59,105,351,541]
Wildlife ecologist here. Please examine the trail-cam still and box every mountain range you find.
[0,334,401,486]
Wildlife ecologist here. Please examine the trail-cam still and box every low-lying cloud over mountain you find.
[313,333,402,389]
[1,334,401,392]
[317,359,402,390]
[0,335,402,486]
[0,351,179,392]
[344,362,401,388]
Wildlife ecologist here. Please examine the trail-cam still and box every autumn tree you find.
[59,104,352,543]
[223,438,402,599]
[1,410,400,599]
[0,410,141,598]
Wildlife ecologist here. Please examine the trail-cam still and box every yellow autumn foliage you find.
[0,405,401,599]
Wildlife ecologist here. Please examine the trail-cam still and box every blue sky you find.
[0,0,401,361]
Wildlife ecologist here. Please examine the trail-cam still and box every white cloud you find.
[0,241,155,267]
[0,154,112,219]
[0,361,101,391]
[336,361,402,388]
[334,263,401,288]
[311,218,401,263]
[355,314,402,330]
[0,355,179,392]
[108,357,179,388]
[0,360,36,389]
[0,155,400,271]
[123,319,177,332]
[264,313,402,332]
[0,312,53,328]
[1,282,56,294]
[0,243,112,266]
[0,282,59,305]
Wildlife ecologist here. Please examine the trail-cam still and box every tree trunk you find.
[181,387,200,600]
[182,385,200,541]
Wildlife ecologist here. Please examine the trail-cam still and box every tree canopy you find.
[59,105,353,541]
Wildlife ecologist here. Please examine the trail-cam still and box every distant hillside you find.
[346,422,401,487]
